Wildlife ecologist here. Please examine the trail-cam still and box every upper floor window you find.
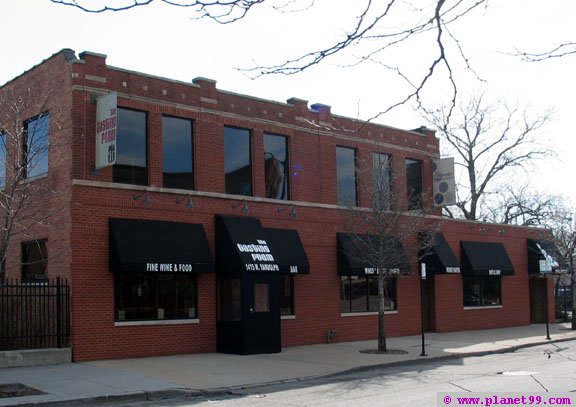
[336,146,357,206]
[264,133,289,200]
[224,126,252,196]
[24,114,50,179]
[162,116,194,190]
[405,158,423,210]
[373,153,392,210]
[113,108,147,186]
[21,239,48,282]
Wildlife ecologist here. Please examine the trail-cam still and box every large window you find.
[264,133,289,200]
[373,153,392,210]
[24,114,50,179]
[280,275,294,316]
[405,158,423,210]
[336,146,357,206]
[224,126,252,196]
[114,273,198,321]
[114,108,147,185]
[340,275,396,313]
[463,276,501,307]
[21,239,48,282]
[162,116,194,189]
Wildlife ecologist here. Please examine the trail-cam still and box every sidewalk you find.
[1,323,575,406]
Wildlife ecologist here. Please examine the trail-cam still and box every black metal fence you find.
[0,278,70,351]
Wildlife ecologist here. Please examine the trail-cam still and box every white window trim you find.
[341,310,398,317]
[115,319,199,327]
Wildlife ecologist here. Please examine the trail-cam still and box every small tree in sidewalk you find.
[341,153,437,352]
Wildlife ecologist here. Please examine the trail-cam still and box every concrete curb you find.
[4,337,573,406]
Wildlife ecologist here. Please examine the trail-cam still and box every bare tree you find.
[482,183,563,227]
[515,43,576,62]
[0,87,64,282]
[342,154,436,352]
[50,0,490,118]
[423,94,552,222]
[546,203,576,330]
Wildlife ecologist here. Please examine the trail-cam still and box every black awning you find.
[527,239,568,274]
[460,241,514,276]
[420,232,460,274]
[337,233,410,276]
[215,215,279,273]
[109,218,214,273]
[264,228,310,275]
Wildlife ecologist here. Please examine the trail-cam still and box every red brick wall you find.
[2,50,552,362]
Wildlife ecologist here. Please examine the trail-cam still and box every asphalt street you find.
[106,340,576,407]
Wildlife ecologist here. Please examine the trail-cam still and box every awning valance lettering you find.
[527,239,567,274]
[264,228,310,275]
[460,241,514,276]
[419,232,460,274]
[215,215,279,273]
[109,218,214,273]
[337,233,410,276]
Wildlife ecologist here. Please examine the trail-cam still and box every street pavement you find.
[0,323,575,406]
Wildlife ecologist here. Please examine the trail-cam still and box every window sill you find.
[463,305,502,310]
[281,315,296,320]
[341,310,398,317]
[115,319,199,327]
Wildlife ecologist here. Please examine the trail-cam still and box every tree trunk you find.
[571,266,576,330]
[378,271,387,352]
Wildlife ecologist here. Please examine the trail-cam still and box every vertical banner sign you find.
[95,92,117,169]
[432,157,456,207]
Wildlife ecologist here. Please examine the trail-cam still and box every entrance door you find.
[530,277,548,323]
[242,271,281,354]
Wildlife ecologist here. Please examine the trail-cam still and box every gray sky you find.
[2,0,575,202]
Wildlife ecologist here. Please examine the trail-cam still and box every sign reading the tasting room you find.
[95,92,117,169]
[237,240,279,272]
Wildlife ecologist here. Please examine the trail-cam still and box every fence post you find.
[56,277,62,348]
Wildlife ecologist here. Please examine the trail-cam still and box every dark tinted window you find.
[162,116,194,189]
[24,114,50,179]
[114,273,198,321]
[224,126,252,196]
[463,276,501,307]
[336,146,357,206]
[21,239,48,282]
[406,158,423,210]
[373,153,392,210]
[340,276,396,313]
[264,134,289,200]
[280,275,294,316]
[114,108,147,185]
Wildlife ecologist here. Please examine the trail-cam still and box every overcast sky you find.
[2,0,575,203]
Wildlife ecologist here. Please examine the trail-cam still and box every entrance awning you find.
[527,239,567,274]
[460,241,514,276]
[215,215,279,273]
[264,228,310,275]
[109,218,214,273]
[337,233,410,276]
[420,232,460,274]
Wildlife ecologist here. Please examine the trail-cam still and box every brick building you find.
[0,49,559,361]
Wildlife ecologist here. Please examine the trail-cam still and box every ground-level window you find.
[340,275,396,313]
[21,239,48,282]
[463,276,501,307]
[280,275,294,316]
[114,273,198,321]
